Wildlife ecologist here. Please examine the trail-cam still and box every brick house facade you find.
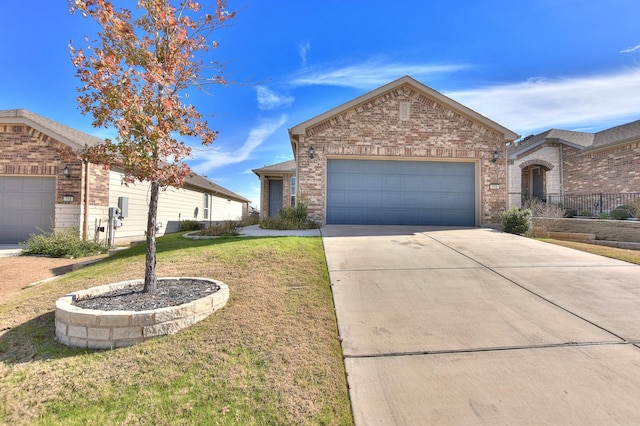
[257,76,519,226]
[507,120,640,208]
[0,109,249,244]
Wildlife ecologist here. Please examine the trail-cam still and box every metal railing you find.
[540,193,640,216]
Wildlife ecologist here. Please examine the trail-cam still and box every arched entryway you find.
[520,160,554,204]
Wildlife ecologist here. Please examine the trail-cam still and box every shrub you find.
[616,204,637,217]
[21,225,108,258]
[610,207,632,220]
[524,198,565,218]
[198,220,242,236]
[499,208,531,235]
[564,208,577,218]
[179,220,202,231]
[579,210,593,217]
[260,200,321,230]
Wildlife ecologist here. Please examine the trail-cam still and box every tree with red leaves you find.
[69,0,235,292]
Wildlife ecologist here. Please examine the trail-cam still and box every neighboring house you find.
[256,76,519,226]
[507,119,640,209]
[0,109,250,244]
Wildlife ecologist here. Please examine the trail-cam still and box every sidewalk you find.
[0,245,23,258]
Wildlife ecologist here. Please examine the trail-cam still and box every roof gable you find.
[1,109,249,203]
[0,109,103,150]
[289,76,519,142]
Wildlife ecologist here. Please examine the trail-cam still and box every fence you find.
[543,193,640,216]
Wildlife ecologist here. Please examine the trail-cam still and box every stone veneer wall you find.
[56,277,229,349]
[296,84,508,225]
[532,217,640,243]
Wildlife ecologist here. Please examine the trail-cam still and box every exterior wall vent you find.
[399,101,410,121]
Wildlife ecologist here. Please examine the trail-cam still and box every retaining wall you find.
[55,277,228,349]
[532,217,640,243]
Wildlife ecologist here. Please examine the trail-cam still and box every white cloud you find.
[256,86,294,110]
[289,60,468,89]
[620,44,640,53]
[189,115,288,172]
[298,40,311,68]
[447,68,640,134]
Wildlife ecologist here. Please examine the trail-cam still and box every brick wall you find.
[563,142,640,193]
[296,84,507,225]
[0,123,109,235]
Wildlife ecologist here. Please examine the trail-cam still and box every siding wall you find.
[108,170,245,243]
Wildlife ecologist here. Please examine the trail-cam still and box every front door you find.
[268,180,283,217]
[531,167,544,200]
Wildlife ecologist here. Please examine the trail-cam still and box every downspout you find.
[83,160,90,240]
[559,144,564,201]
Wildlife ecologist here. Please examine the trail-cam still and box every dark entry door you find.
[531,167,544,200]
[268,180,283,217]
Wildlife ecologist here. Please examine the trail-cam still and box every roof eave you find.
[289,75,520,142]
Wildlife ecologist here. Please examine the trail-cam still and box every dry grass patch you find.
[537,238,640,265]
[0,234,352,425]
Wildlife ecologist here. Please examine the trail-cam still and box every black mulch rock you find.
[72,278,220,311]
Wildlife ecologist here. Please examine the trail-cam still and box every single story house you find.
[0,109,250,244]
[254,76,519,227]
[507,119,640,210]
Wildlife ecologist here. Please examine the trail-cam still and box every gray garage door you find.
[327,159,476,226]
[0,177,55,243]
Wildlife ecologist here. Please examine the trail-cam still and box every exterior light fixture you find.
[492,150,499,163]
[62,165,71,179]
[308,146,315,159]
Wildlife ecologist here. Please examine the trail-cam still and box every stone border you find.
[55,277,229,349]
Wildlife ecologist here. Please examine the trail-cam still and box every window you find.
[203,193,209,219]
[290,176,296,207]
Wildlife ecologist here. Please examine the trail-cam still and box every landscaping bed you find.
[0,234,352,425]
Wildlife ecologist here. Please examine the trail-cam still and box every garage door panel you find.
[327,160,475,226]
[0,177,55,243]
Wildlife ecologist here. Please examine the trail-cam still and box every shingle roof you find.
[185,173,250,203]
[0,109,103,150]
[593,119,640,148]
[252,159,296,175]
[508,129,594,157]
[1,108,250,203]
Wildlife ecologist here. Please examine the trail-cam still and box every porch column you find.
[508,162,522,208]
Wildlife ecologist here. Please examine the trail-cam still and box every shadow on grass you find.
[1,233,293,366]
[0,311,90,365]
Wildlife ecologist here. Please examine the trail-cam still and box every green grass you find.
[0,233,352,425]
[537,238,640,265]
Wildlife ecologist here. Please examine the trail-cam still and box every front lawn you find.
[0,234,352,425]
[538,238,640,265]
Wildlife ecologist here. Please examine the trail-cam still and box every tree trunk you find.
[143,180,160,293]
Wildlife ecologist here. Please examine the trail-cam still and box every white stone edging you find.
[55,277,228,349]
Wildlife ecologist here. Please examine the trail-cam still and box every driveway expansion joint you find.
[344,340,632,359]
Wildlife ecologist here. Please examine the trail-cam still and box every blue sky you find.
[2,1,639,206]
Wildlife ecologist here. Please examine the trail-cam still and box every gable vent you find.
[399,101,410,121]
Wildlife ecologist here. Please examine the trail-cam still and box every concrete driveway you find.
[321,225,640,425]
